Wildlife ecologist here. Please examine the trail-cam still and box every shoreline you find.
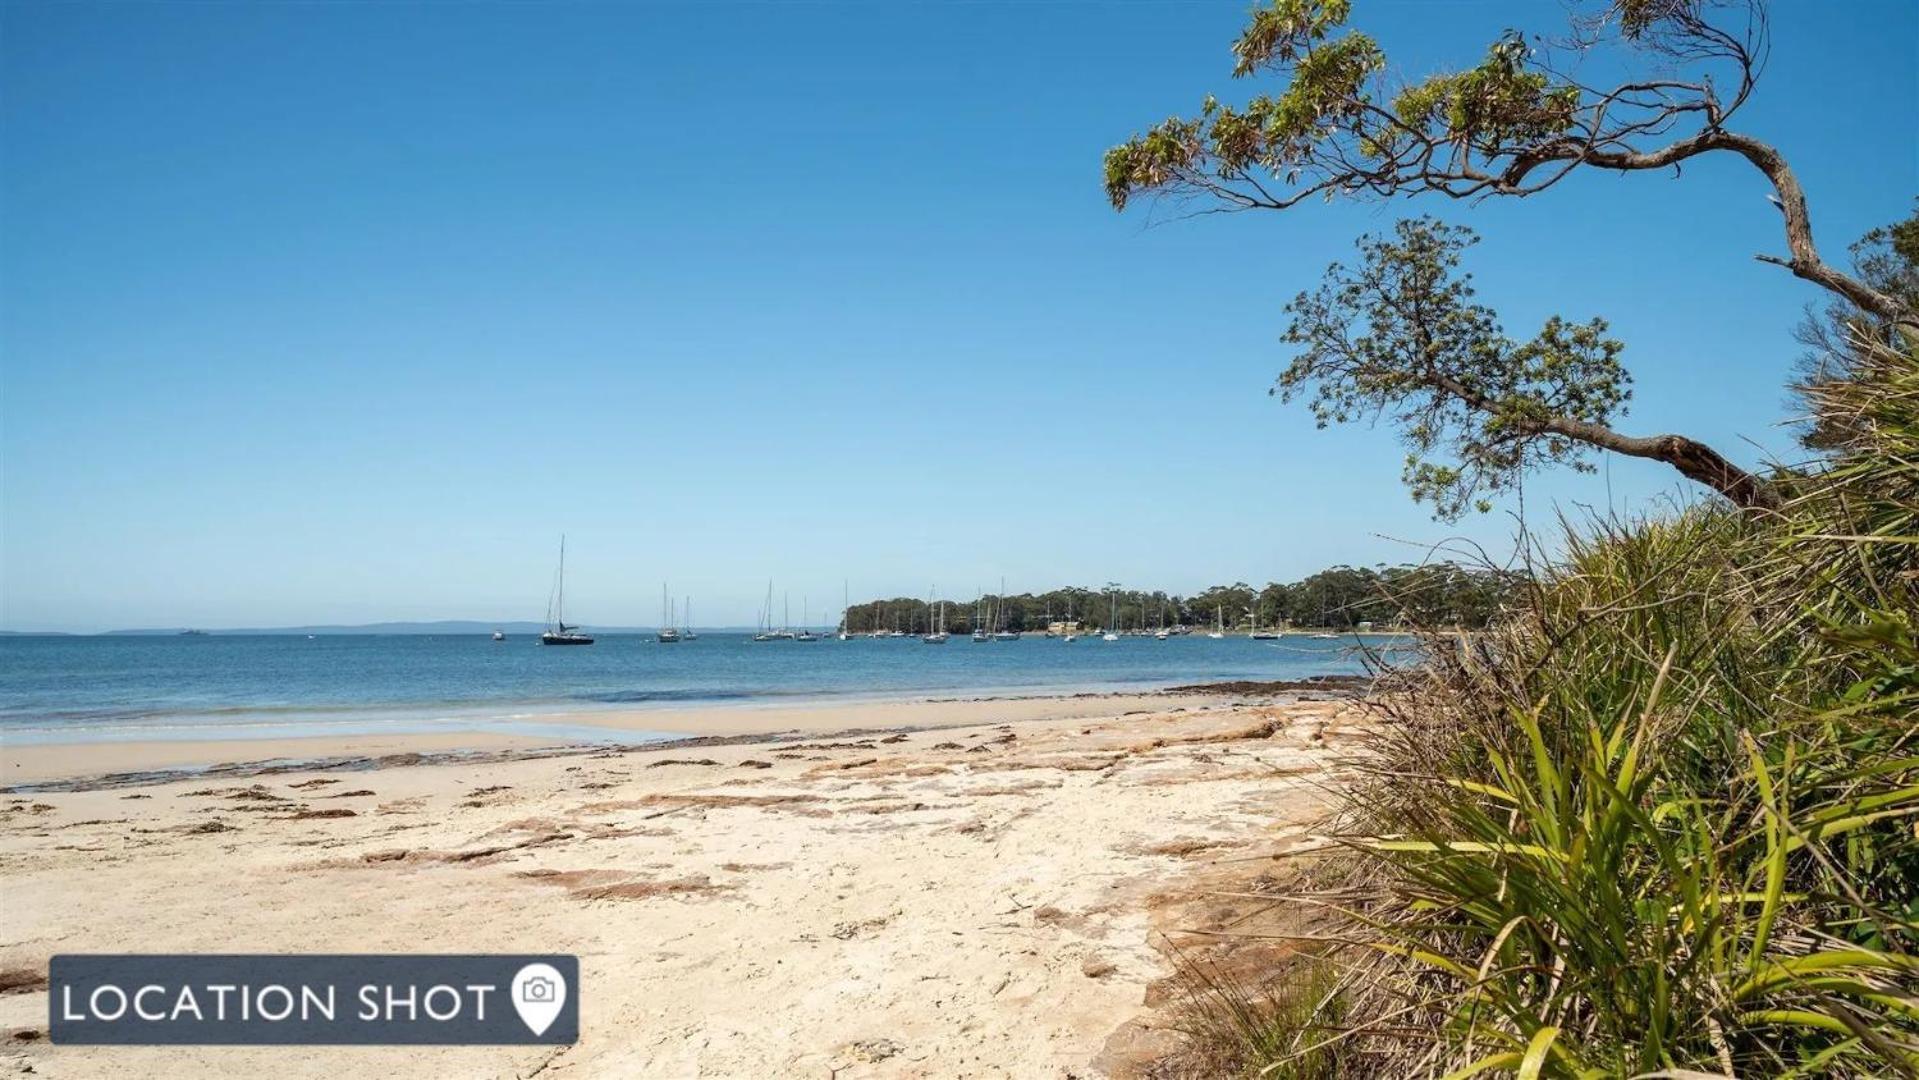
[0,670,1368,743]
[0,685,1362,790]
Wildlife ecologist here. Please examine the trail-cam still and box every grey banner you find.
[49,954,578,1045]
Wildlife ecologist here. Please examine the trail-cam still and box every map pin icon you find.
[511,962,567,1037]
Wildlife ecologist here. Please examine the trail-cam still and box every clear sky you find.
[2,1,1913,631]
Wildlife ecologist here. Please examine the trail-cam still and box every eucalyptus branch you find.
[1105,0,1914,329]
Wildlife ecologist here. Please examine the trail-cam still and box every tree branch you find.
[1430,370,1780,511]
[1503,129,1914,328]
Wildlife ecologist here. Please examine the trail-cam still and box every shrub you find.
[1256,340,1919,1077]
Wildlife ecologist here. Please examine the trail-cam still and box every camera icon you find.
[520,977,555,1003]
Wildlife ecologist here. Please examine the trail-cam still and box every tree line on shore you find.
[841,561,1521,634]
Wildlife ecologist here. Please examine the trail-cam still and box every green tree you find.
[1105,0,1908,329]
[1279,217,1775,516]
[1105,0,1917,516]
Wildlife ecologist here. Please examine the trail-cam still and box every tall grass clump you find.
[1257,339,1919,1077]
[1168,949,1350,1078]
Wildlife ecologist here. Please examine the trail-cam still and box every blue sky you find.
[3,1,1913,631]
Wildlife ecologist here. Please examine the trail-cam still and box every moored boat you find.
[658,585,682,643]
[540,536,594,645]
[922,592,949,643]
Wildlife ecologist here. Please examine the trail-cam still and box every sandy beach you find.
[0,690,1365,1077]
[0,693,1200,788]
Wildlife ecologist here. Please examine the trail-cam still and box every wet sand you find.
[0,693,1190,788]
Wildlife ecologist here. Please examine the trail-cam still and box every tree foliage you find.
[844,561,1520,634]
[1105,0,1911,329]
[1279,217,1632,519]
[1277,216,1783,515]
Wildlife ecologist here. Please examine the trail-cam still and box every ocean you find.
[0,632,1393,746]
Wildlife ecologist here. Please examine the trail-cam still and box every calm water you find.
[0,632,1392,745]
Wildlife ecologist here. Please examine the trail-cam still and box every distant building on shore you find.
[1047,620,1081,635]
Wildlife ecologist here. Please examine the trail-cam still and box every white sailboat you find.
[752,581,780,641]
[1209,606,1225,639]
[1102,592,1120,642]
[658,585,681,643]
[922,589,948,644]
[683,597,698,641]
[540,536,594,645]
[992,579,1020,640]
[838,582,851,641]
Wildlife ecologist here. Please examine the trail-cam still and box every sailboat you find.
[1208,606,1225,639]
[683,597,698,641]
[796,596,820,641]
[658,585,681,643]
[992,579,1020,640]
[492,629,506,642]
[971,592,990,643]
[838,582,851,641]
[922,590,949,644]
[1102,592,1120,642]
[752,581,779,641]
[540,536,594,645]
[776,592,796,639]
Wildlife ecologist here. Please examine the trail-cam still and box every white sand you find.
[0,695,1362,1078]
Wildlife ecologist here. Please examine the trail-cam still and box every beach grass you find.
[1198,338,1919,1077]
